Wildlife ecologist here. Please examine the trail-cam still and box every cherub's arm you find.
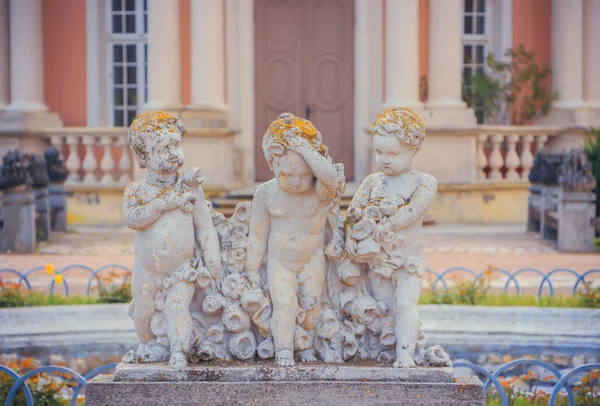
[347,174,375,214]
[386,174,437,231]
[191,185,223,284]
[244,184,270,285]
[292,139,343,201]
[123,183,192,230]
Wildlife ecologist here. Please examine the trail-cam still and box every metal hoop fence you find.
[1,265,599,297]
[1,361,598,405]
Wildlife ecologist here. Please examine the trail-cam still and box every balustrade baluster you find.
[100,135,116,185]
[504,134,520,180]
[65,135,81,183]
[520,135,535,180]
[488,134,504,180]
[82,135,98,184]
[535,134,548,154]
[477,134,489,180]
[118,137,132,184]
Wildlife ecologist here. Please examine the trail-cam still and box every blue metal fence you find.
[1,265,599,297]
[1,361,598,405]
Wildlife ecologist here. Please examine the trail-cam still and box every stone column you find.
[382,0,421,109]
[583,0,600,107]
[144,0,182,113]
[0,0,9,109]
[6,0,47,112]
[551,0,584,109]
[184,0,229,128]
[426,0,476,126]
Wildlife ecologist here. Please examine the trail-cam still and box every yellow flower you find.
[45,264,55,275]
[54,274,63,284]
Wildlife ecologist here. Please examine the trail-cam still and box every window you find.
[108,0,148,127]
[462,0,489,123]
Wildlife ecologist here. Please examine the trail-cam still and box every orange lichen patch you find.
[128,110,186,139]
[368,107,425,149]
[265,113,327,156]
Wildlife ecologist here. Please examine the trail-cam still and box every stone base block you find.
[87,375,483,405]
[87,364,484,405]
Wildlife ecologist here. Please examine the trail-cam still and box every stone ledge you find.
[87,374,483,406]
[114,362,455,383]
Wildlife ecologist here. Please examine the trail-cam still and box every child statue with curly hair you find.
[244,113,345,366]
[345,107,437,368]
[123,111,222,369]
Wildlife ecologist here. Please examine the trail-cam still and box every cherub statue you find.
[123,111,223,368]
[244,112,345,366]
[345,107,438,368]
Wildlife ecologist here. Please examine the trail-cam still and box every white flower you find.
[379,198,399,216]
[364,205,382,220]
[351,218,376,241]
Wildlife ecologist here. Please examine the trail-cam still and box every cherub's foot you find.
[168,352,188,369]
[275,350,296,367]
[393,355,416,369]
[298,349,317,363]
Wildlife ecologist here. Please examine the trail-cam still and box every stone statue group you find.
[122,108,451,370]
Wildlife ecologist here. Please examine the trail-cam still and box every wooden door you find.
[254,0,354,181]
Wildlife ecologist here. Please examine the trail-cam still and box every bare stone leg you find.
[298,252,326,363]
[268,261,299,367]
[164,280,195,369]
[393,272,423,368]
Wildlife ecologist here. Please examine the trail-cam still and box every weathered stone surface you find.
[87,374,484,406]
[114,362,455,383]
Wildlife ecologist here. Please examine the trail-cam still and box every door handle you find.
[305,104,311,120]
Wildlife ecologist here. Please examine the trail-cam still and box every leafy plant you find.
[462,44,557,124]
[0,357,83,405]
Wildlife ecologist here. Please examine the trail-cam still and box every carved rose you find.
[195,267,212,288]
[351,218,376,241]
[232,202,252,224]
[296,307,306,324]
[229,331,257,360]
[197,340,216,361]
[403,256,421,275]
[294,325,310,351]
[364,205,382,220]
[379,198,399,217]
[203,293,226,314]
[343,333,359,360]
[317,308,341,341]
[380,317,396,346]
[222,304,251,333]
[222,273,244,299]
[257,337,275,359]
[241,288,264,315]
[338,288,357,316]
[252,299,272,336]
[377,351,394,363]
[347,207,363,222]
[350,296,378,326]
[205,324,226,343]
[338,259,361,286]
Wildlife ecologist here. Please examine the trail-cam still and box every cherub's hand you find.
[181,167,204,188]
[164,190,196,212]
[285,135,312,153]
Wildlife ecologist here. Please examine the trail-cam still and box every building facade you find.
[0,0,599,225]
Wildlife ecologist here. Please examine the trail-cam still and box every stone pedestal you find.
[33,186,50,241]
[86,363,484,405]
[48,183,67,231]
[0,187,35,253]
[557,190,596,252]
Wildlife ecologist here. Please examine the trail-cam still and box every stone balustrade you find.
[43,128,132,189]
[475,126,559,182]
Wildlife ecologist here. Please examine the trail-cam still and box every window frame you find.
[106,0,148,127]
